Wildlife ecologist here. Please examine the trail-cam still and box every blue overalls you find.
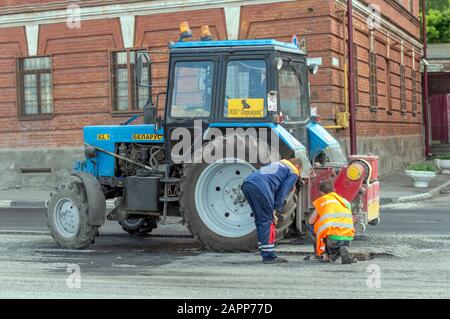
[241,160,299,261]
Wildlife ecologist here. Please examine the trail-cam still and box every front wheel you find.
[119,216,158,235]
[47,181,99,249]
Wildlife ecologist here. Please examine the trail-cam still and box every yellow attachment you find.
[368,200,380,221]
[179,21,191,34]
[347,164,362,181]
[201,25,212,38]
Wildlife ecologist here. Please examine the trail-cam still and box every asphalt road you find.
[1,205,449,234]
[0,197,449,299]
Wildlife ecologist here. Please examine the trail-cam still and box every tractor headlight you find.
[84,145,96,159]
[275,57,283,70]
[347,164,363,181]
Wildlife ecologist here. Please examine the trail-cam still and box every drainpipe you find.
[422,0,432,157]
[347,0,357,155]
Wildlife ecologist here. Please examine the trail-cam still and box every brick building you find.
[0,0,424,188]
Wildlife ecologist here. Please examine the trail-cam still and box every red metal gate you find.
[430,94,449,143]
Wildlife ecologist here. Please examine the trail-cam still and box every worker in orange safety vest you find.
[308,179,355,264]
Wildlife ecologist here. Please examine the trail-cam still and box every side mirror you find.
[135,51,152,87]
[308,63,319,75]
[143,103,157,126]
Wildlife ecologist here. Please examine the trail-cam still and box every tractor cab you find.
[136,38,319,163]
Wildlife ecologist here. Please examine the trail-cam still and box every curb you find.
[0,200,46,209]
[0,199,116,209]
[381,179,450,205]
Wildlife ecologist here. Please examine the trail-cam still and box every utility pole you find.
[347,0,357,155]
[422,0,431,157]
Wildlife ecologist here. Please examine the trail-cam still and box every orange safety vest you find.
[312,192,355,256]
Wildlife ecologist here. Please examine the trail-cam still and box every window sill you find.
[18,114,54,121]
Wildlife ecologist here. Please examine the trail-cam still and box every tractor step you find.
[159,196,179,202]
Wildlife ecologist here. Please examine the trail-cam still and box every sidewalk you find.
[0,170,449,208]
[379,169,450,204]
[0,188,50,208]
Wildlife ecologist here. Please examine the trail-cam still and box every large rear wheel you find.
[179,159,296,252]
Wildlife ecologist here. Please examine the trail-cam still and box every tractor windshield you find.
[170,61,214,118]
[224,59,267,118]
[278,60,308,123]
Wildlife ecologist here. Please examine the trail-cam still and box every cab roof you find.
[170,39,306,55]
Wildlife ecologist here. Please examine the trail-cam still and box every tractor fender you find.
[71,172,106,226]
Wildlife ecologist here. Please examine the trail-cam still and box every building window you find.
[400,65,406,114]
[412,70,417,116]
[409,0,414,13]
[386,58,393,114]
[111,50,151,112]
[17,56,53,117]
[369,51,378,112]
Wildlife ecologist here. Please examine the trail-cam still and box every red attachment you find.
[348,155,379,181]
[333,164,365,203]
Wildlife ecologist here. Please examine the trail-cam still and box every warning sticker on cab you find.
[227,98,265,118]
[132,134,163,141]
[97,134,110,141]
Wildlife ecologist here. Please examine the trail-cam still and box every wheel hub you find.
[195,159,256,238]
[54,198,80,238]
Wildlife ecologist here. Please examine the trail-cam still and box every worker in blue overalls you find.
[241,158,302,264]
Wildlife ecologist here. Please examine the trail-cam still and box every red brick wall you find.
[0,18,126,147]
[1,0,56,6]
[239,0,422,139]
[366,0,420,37]
[0,0,423,149]
[0,0,141,11]
[334,0,423,138]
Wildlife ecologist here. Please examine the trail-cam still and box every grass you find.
[406,163,438,172]
[437,153,450,160]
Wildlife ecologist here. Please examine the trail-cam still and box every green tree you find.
[426,0,450,13]
[426,8,450,43]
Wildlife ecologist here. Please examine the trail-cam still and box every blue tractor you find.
[46,25,380,251]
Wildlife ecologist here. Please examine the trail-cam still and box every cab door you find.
[164,54,220,164]
[218,53,274,122]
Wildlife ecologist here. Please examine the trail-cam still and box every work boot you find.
[329,252,339,262]
[263,256,288,264]
[339,246,351,265]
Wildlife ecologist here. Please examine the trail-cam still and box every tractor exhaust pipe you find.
[143,103,157,125]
